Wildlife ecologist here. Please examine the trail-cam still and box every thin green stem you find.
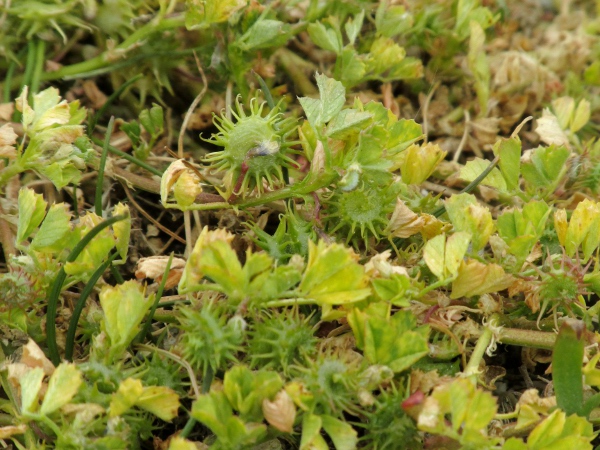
[261,298,316,308]
[30,39,46,94]
[180,416,197,439]
[417,278,453,298]
[65,252,119,361]
[464,322,494,380]
[3,60,16,102]
[432,155,500,218]
[21,41,37,91]
[90,136,163,177]
[0,161,25,190]
[46,214,128,365]
[95,116,114,216]
[89,74,143,134]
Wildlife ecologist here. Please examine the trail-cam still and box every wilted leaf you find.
[535,109,569,147]
[451,260,514,299]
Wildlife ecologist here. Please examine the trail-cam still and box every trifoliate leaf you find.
[497,200,551,264]
[65,213,115,276]
[307,21,342,54]
[418,378,499,447]
[375,2,412,38]
[299,73,346,128]
[299,240,370,306]
[564,199,600,261]
[238,19,291,51]
[224,365,283,422]
[521,145,570,191]
[525,410,594,450]
[348,307,429,373]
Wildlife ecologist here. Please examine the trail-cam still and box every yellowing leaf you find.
[185,0,245,29]
[451,259,514,299]
[100,280,153,359]
[535,109,569,147]
[386,198,423,238]
[16,187,47,245]
[299,240,370,306]
[423,234,445,280]
[417,378,499,447]
[112,202,131,260]
[552,97,575,129]
[40,363,82,415]
[571,99,591,133]
[564,199,600,260]
[136,385,180,422]
[19,367,44,415]
[168,437,199,450]
[400,143,447,185]
[179,226,236,292]
[110,378,144,417]
[423,232,471,281]
[445,193,494,252]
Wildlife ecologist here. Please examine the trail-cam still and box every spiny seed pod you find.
[177,302,243,376]
[203,96,297,197]
[248,310,317,374]
[323,181,400,246]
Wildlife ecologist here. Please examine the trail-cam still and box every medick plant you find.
[4,0,600,449]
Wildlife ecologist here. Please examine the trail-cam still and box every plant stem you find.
[262,298,316,308]
[464,322,493,380]
[46,214,128,364]
[0,161,25,189]
[10,15,186,89]
[95,116,114,216]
